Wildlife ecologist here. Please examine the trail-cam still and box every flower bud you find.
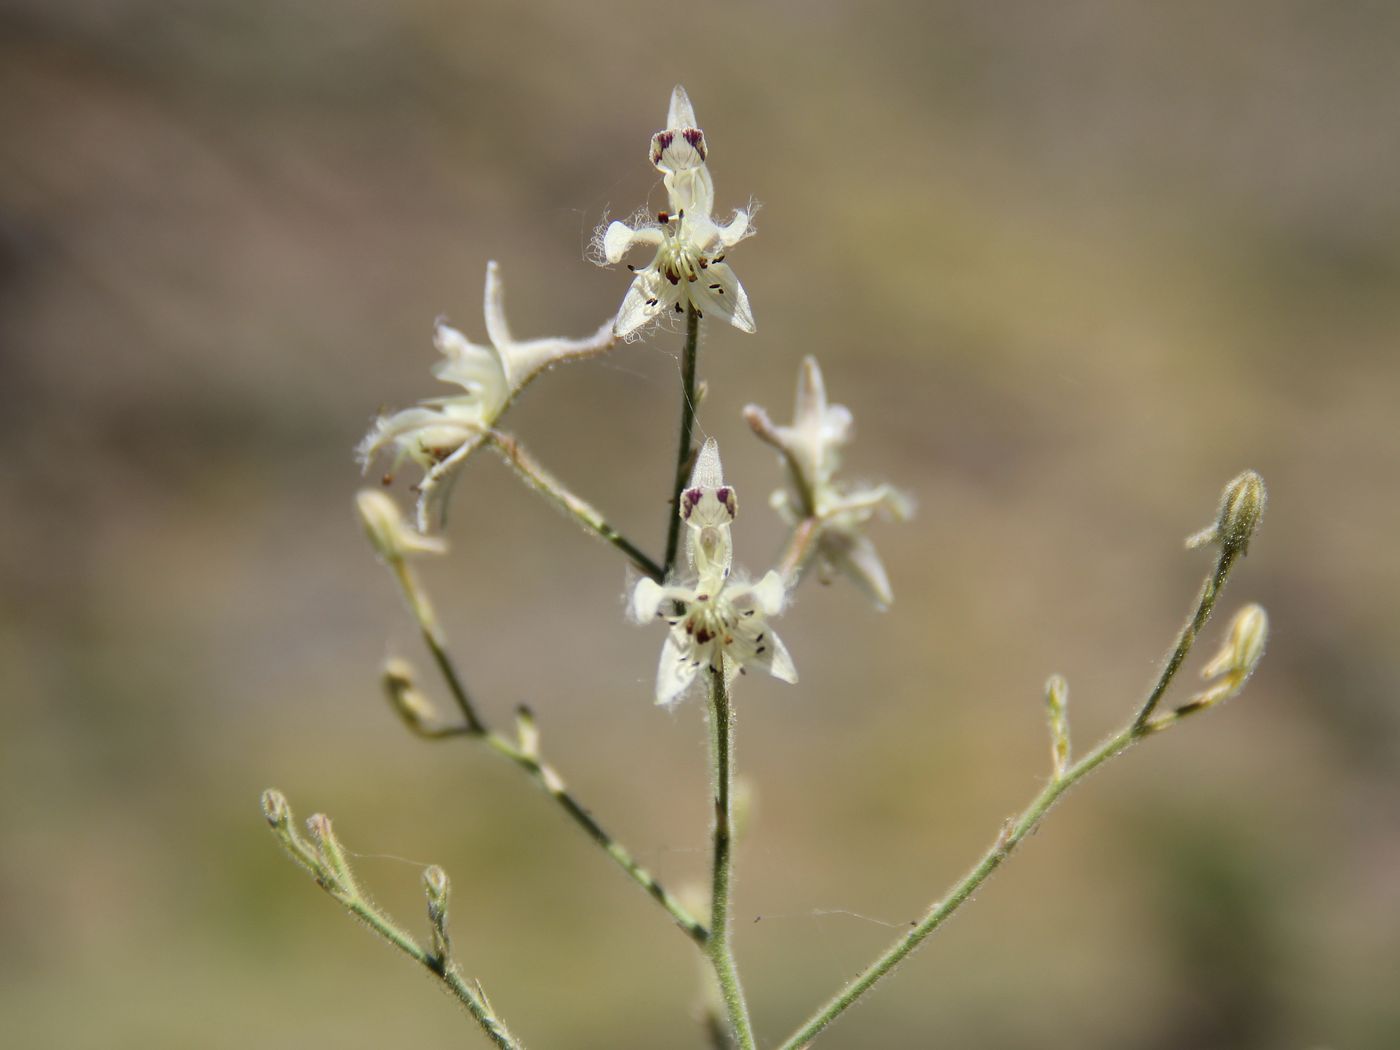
[356,489,447,562]
[1201,603,1269,682]
[382,658,438,734]
[306,813,354,892]
[1044,675,1071,779]
[261,788,291,829]
[423,865,452,963]
[1187,470,1266,556]
[515,705,540,760]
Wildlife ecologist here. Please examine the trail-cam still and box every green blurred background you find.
[3,2,1398,1047]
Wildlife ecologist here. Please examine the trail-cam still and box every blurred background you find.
[3,1,1398,1047]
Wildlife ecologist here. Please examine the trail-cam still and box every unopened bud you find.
[306,813,354,892]
[357,489,448,562]
[423,865,452,963]
[1044,675,1071,779]
[1202,603,1269,681]
[382,658,438,734]
[515,705,540,759]
[261,788,291,829]
[1187,470,1266,556]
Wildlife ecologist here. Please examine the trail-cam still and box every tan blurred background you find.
[3,1,1398,1047]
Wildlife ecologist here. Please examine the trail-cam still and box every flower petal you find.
[667,85,698,131]
[481,260,512,349]
[614,269,673,337]
[691,261,754,333]
[630,577,666,622]
[825,529,894,610]
[603,221,662,264]
[656,630,703,706]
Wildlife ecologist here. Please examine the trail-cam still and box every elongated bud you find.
[515,705,540,760]
[1187,470,1266,557]
[382,658,438,734]
[1202,603,1268,681]
[1179,603,1269,715]
[357,489,448,562]
[1044,675,1071,779]
[423,865,452,964]
[262,788,292,829]
[306,813,355,893]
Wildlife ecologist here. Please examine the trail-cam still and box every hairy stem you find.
[663,305,702,576]
[707,670,758,1050]
[484,429,664,581]
[777,544,1246,1048]
[389,559,708,945]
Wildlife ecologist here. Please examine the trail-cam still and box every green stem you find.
[663,306,702,576]
[776,544,1245,1049]
[484,430,664,582]
[707,670,758,1050]
[388,557,708,945]
[1132,544,1240,731]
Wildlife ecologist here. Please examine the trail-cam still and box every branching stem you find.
[776,542,1245,1049]
[389,558,708,945]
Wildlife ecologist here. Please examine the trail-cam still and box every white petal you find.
[794,356,828,426]
[761,630,798,684]
[603,221,662,264]
[826,530,894,610]
[656,631,702,706]
[481,260,513,349]
[667,166,715,224]
[667,85,697,131]
[630,578,666,622]
[500,322,615,390]
[750,570,788,617]
[715,209,750,247]
[689,438,725,489]
[614,270,672,337]
[692,261,754,333]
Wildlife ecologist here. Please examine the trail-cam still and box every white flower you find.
[358,261,614,530]
[745,356,912,609]
[629,440,797,705]
[597,86,755,338]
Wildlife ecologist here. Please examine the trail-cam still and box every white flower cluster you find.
[597,87,756,337]
[631,440,797,705]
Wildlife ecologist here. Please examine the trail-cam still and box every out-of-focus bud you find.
[1187,470,1266,557]
[423,865,452,963]
[262,788,291,829]
[382,658,438,734]
[1202,603,1269,682]
[1181,603,1269,714]
[1044,675,1071,779]
[356,489,448,563]
[515,705,540,760]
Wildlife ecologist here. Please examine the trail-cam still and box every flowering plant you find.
[263,87,1269,1049]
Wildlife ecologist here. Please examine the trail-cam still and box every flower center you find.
[685,591,735,647]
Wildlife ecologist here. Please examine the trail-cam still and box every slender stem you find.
[706,669,758,1050]
[340,897,523,1049]
[388,557,708,945]
[1132,544,1239,730]
[663,305,702,576]
[776,546,1247,1049]
[484,429,664,582]
[482,728,710,944]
